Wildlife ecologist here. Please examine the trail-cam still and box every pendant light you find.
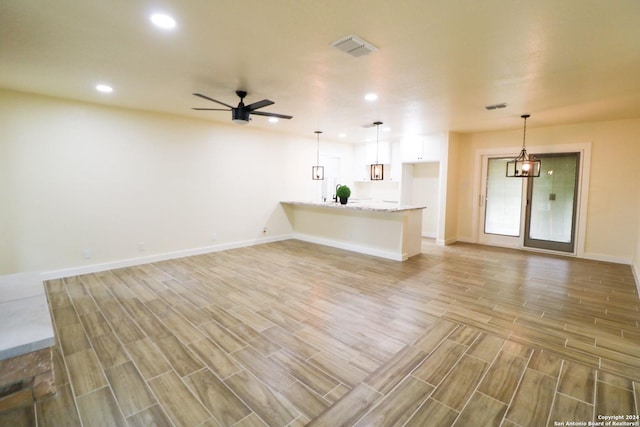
[370,121,384,180]
[311,130,324,180]
[506,114,541,178]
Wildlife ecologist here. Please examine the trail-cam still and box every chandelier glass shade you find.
[506,114,541,178]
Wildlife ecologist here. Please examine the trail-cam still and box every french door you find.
[479,152,580,253]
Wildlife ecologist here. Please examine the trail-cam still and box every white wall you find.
[410,163,439,238]
[0,90,354,276]
[454,118,640,264]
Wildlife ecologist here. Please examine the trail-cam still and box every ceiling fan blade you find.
[192,93,235,109]
[245,99,274,111]
[251,111,293,120]
[192,108,230,111]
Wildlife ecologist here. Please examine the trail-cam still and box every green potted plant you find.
[336,184,351,205]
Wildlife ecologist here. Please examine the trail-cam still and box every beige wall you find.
[3,89,639,274]
[635,187,640,291]
[0,90,354,275]
[454,118,640,263]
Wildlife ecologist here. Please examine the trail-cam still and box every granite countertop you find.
[0,273,55,360]
[281,200,426,212]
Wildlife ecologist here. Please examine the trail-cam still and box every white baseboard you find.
[581,252,631,265]
[435,237,458,246]
[454,236,477,244]
[41,234,292,280]
[292,232,406,261]
[632,262,640,297]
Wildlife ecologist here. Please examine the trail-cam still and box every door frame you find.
[523,152,581,253]
[477,156,526,249]
[471,142,591,257]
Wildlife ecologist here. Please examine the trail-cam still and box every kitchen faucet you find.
[333,184,340,203]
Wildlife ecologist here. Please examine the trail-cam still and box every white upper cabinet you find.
[402,133,442,163]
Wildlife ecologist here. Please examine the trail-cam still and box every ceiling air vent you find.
[332,34,378,57]
[485,102,508,110]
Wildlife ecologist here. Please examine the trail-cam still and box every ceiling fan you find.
[192,90,293,124]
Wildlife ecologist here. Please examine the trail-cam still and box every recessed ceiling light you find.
[383,127,391,132]
[338,133,347,138]
[95,84,113,93]
[364,93,378,102]
[268,117,279,123]
[150,13,176,29]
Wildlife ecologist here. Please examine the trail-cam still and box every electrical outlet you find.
[211,233,217,242]
[83,249,92,259]
[262,227,267,235]
[138,241,145,251]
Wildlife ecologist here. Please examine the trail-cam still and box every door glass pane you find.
[484,158,522,236]
[528,154,578,243]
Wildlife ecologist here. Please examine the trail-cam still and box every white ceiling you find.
[1,0,639,143]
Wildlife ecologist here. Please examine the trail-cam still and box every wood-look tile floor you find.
[2,240,640,426]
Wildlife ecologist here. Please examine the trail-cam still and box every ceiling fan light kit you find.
[506,114,541,178]
[192,90,292,124]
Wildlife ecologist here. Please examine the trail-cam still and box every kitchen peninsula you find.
[281,200,426,261]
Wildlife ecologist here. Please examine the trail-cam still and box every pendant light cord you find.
[521,114,530,150]
[315,130,322,166]
[373,121,383,163]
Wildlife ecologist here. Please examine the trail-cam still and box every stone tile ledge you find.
[0,273,55,361]
[281,200,426,212]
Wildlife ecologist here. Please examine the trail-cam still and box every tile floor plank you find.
[505,368,557,426]
[148,371,211,427]
[404,398,459,427]
[453,391,507,427]
[431,354,489,411]
[188,338,242,379]
[478,350,529,404]
[154,334,204,377]
[595,381,636,419]
[65,349,108,396]
[35,383,81,427]
[548,393,594,426]
[224,370,298,427]
[279,380,330,420]
[104,361,156,417]
[183,368,251,426]
[6,240,639,427]
[126,404,173,427]
[558,361,596,404]
[307,383,381,427]
[76,387,126,427]
[364,345,428,395]
[270,349,340,396]
[355,376,434,426]
[124,338,172,379]
[90,332,130,369]
[411,338,467,386]
[230,346,295,391]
